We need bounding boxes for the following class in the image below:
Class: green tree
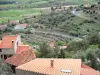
[56,41,64,46]
[38,42,52,58]
[87,33,99,44]
[52,46,60,58]
[73,51,86,62]
[0,59,13,75]
[58,49,65,58]
[86,45,99,70]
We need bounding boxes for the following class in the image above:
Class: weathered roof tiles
[5,49,36,66]
[16,59,81,75]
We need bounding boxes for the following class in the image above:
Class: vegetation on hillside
[37,33,100,70]
[22,4,100,37]
[0,0,100,73]
[0,0,99,10]
[22,4,100,70]
[0,59,13,75]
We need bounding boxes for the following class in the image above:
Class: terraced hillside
[18,4,100,43]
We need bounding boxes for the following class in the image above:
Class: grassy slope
[0,8,41,23]
[0,0,99,23]
[0,0,98,8]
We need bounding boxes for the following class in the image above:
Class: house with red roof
[16,45,30,54]
[5,48,36,73]
[14,23,28,30]
[49,41,67,49]
[5,48,36,67]
[9,20,19,25]
[16,58,100,75]
[0,24,7,30]
[49,41,55,47]
[0,34,21,60]
[0,34,31,60]
[81,64,100,75]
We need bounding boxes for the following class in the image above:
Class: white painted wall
[14,35,22,53]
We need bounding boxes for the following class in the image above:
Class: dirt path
[72,8,100,24]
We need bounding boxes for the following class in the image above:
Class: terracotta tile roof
[16,45,30,54]
[81,64,92,69]
[5,49,36,66]
[10,20,19,24]
[16,59,81,75]
[49,42,68,49]
[50,42,55,47]
[81,64,100,75]
[0,24,7,30]
[81,68,100,75]
[0,40,1,44]
[15,23,28,30]
[17,24,28,27]
[0,35,18,48]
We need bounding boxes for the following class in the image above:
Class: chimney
[12,40,14,48]
[12,40,14,44]
[16,34,18,36]
[50,60,54,68]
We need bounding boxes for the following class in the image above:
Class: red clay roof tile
[81,64,100,75]
[5,49,36,66]
[0,40,1,44]
[16,59,81,75]
[17,24,28,27]
[81,68,100,75]
[0,35,18,48]
[16,59,100,75]
[16,45,30,54]
[50,42,55,47]
[81,64,93,69]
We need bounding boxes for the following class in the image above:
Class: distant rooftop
[15,23,28,30]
